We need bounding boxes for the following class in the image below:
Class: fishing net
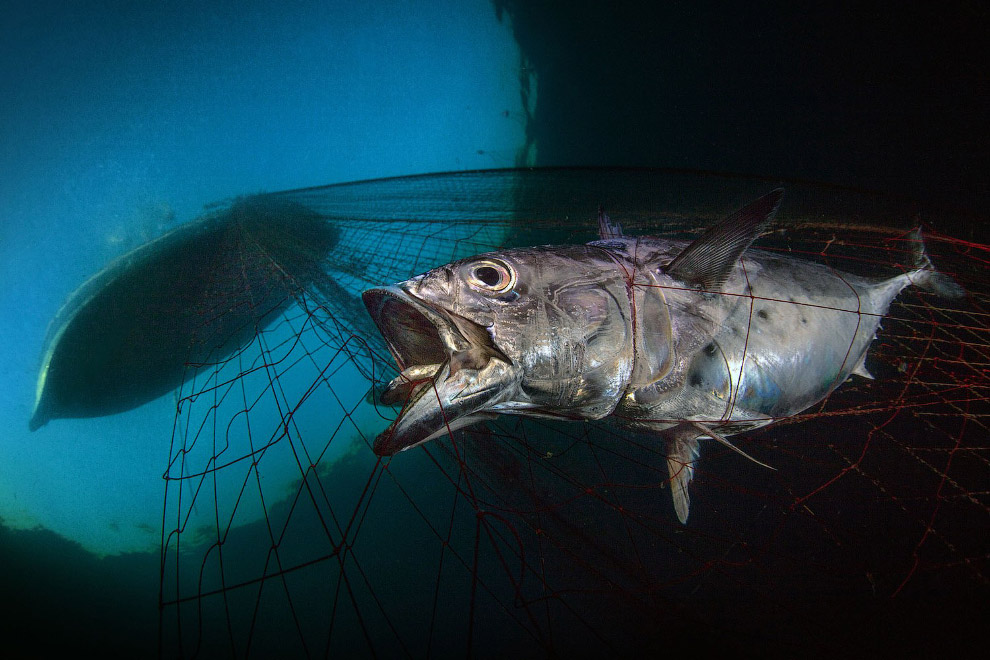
[156,169,987,657]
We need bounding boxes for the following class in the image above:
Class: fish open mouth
[362,288,451,405]
[361,286,514,455]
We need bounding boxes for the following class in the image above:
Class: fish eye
[466,259,515,293]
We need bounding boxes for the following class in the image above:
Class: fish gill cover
[141,168,988,658]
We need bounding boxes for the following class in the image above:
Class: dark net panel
[158,169,988,658]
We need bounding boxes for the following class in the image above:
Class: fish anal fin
[852,359,874,380]
[665,188,784,290]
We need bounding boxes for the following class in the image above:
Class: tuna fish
[362,190,964,523]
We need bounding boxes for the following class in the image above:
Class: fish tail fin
[905,227,966,299]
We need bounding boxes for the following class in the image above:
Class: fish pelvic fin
[664,422,774,525]
[666,443,696,525]
[905,227,966,299]
[664,424,702,524]
[693,422,776,471]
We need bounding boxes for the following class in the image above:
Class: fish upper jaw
[361,285,520,455]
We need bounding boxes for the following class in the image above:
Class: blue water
[0,0,524,557]
[1,3,524,653]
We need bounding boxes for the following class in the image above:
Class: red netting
[157,169,988,657]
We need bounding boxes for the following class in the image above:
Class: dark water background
[499,1,988,226]
[1,1,986,657]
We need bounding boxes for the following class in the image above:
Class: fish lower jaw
[381,362,445,406]
[399,363,443,383]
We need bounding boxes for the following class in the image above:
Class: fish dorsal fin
[665,188,784,290]
[597,205,623,239]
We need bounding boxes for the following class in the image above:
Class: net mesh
[157,169,988,657]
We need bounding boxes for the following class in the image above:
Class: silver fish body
[362,190,963,522]
[603,235,902,430]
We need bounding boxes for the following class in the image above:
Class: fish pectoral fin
[664,188,784,290]
[692,421,775,471]
[664,426,702,525]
